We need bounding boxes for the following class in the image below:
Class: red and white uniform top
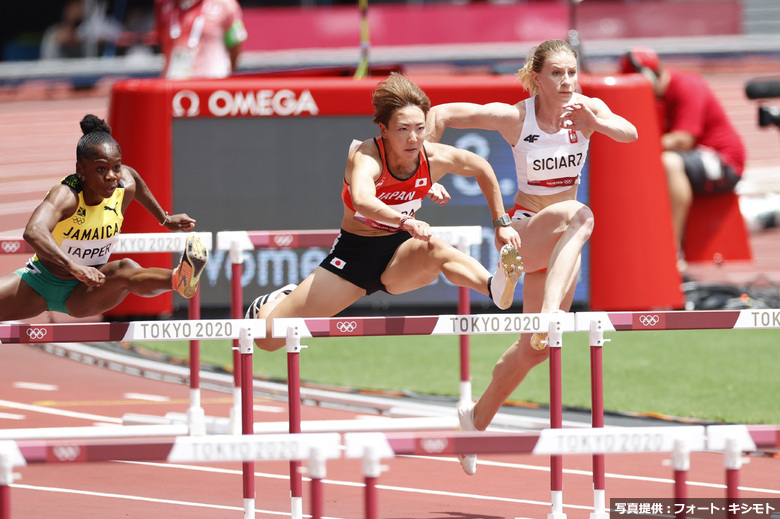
[342,137,432,232]
[512,96,590,196]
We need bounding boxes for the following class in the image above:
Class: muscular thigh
[516,200,587,272]
[381,237,450,294]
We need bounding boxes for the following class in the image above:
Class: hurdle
[216,226,483,405]
[0,431,341,519]
[2,424,778,519]
[576,309,780,519]
[273,311,578,519]
[0,318,264,519]
[0,231,214,437]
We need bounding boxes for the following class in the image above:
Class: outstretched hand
[162,213,196,231]
[494,225,521,254]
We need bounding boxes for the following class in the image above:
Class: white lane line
[0,412,25,420]
[253,404,284,413]
[11,484,331,518]
[0,400,121,424]
[13,382,58,391]
[123,393,171,402]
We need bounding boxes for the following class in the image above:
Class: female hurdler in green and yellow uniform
[0,114,208,320]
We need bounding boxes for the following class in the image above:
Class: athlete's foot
[457,401,478,475]
[172,234,208,299]
[245,284,297,319]
[490,244,523,310]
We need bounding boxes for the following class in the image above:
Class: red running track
[1,343,779,519]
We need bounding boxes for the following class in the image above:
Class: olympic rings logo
[53,445,81,462]
[336,321,358,333]
[273,234,294,247]
[638,314,660,327]
[26,327,48,340]
[421,437,449,453]
[1,241,20,253]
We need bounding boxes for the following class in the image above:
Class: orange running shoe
[172,234,208,299]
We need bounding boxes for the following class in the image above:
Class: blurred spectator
[40,0,86,59]
[40,0,123,60]
[620,47,746,266]
[154,0,247,79]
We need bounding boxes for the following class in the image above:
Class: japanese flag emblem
[415,178,428,188]
[330,257,346,269]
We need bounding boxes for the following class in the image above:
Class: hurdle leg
[457,286,472,405]
[724,437,742,519]
[363,446,383,519]
[672,439,690,519]
[229,241,245,436]
[186,290,206,436]
[0,450,11,519]
[547,319,567,519]
[589,320,610,519]
[239,328,256,518]
[308,446,327,519]
[286,326,307,519]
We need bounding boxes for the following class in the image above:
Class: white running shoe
[490,244,523,310]
[457,401,477,475]
[245,284,297,319]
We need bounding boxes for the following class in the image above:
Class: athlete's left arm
[563,97,638,143]
[123,166,196,231]
[430,143,521,251]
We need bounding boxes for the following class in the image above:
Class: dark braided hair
[76,114,120,161]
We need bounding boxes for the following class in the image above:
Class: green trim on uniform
[14,259,80,314]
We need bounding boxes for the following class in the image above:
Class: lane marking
[0,412,25,420]
[13,382,58,391]
[253,404,284,413]
[123,393,171,402]
[0,399,121,424]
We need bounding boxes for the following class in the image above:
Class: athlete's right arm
[426,102,521,144]
[23,186,105,286]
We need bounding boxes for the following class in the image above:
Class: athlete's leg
[254,267,365,352]
[662,150,693,249]
[471,270,549,430]
[66,259,174,317]
[515,200,593,313]
[0,273,48,321]
[381,237,490,296]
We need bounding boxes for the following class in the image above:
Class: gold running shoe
[172,234,208,299]
[490,244,523,310]
[530,332,548,351]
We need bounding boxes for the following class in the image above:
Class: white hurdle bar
[0,232,214,436]
[274,312,577,519]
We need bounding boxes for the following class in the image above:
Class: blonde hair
[517,39,578,95]
[372,72,431,127]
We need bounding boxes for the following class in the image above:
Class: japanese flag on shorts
[330,257,346,269]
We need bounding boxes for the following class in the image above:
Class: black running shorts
[319,229,412,295]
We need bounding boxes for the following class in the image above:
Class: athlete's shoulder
[60,174,82,193]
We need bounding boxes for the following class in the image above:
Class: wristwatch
[492,213,512,228]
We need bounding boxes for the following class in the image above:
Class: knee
[101,258,141,278]
[569,203,595,238]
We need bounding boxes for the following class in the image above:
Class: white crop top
[511,96,590,196]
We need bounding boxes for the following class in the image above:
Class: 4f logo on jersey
[524,134,540,144]
[568,130,578,143]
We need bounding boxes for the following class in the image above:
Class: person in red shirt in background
[154,0,247,79]
[620,47,746,268]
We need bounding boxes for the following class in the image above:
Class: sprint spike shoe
[457,401,477,475]
[490,244,523,310]
[172,234,208,299]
